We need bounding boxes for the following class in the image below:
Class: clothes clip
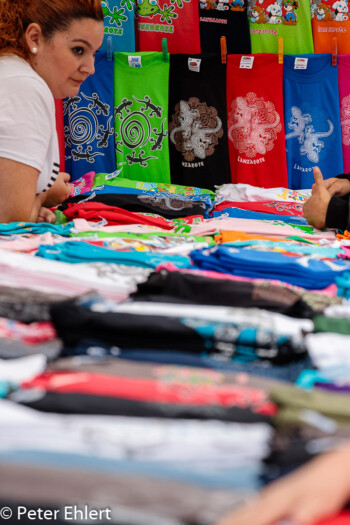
[162,38,168,62]
[332,37,337,66]
[220,36,227,64]
[106,36,113,61]
[278,37,283,64]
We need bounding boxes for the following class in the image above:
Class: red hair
[0,0,103,59]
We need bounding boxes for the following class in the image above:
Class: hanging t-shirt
[64,51,116,182]
[135,0,200,54]
[114,52,171,183]
[100,0,135,52]
[339,55,350,173]
[311,0,350,54]
[247,0,314,54]
[199,4,251,54]
[226,53,288,188]
[168,54,231,191]
[54,99,65,173]
[283,54,343,189]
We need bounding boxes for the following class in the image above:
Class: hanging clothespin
[220,36,227,64]
[106,36,113,62]
[162,38,168,62]
[278,37,283,64]
[332,37,338,66]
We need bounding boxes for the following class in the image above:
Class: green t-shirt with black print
[114,52,171,183]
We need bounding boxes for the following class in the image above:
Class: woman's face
[32,18,104,99]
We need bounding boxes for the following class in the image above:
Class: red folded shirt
[63,202,205,231]
[22,370,277,414]
[63,202,174,229]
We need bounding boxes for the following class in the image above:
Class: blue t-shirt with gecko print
[283,54,343,189]
[64,51,116,181]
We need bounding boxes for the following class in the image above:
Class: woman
[0,0,104,223]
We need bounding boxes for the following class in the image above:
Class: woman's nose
[80,55,95,76]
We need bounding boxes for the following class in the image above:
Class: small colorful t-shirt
[247,0,314,54]
[283,54,343,189]
[199,3,251,54]
[135,0,201,54]
[168,53,231,191]
[64,51,116,182]
[100,0,136,52]
[93,171,215,197]
[311,0,350,54]
[339,54,350,173]
[226,53,288,188]
[114,52,171,183]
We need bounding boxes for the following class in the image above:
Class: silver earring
[32,47,38,54]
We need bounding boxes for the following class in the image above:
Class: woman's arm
[0,157,44,223]
[0,159,71,223]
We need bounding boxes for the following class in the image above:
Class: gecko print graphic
[285,106,334,163]
[263,201,304,213]
[137,193,205,211]
[101,0,135,51]
[136,0,190,24]
[341,94,350,146]
[169,98,223,161]
[227,92,282,158]
[64,93,114,164]
[310,0,349,20]
[114,95,168,168]
[102,0,127,28]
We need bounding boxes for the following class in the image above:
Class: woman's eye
[72,47,84,56]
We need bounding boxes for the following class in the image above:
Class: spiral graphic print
[68,108,99,145]
[121,111,151,149]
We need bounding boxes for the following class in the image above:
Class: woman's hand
[214,444,350,525]
[42,172,71,208]
[37,207,56,223]
[323,177,350,197]
[303,167,331,230]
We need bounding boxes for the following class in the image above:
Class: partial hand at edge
[303,167,331,230]
[213,443,350,525]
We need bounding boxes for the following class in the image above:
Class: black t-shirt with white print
[169,53,231,191]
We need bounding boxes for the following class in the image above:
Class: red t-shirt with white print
[226,53,288,188]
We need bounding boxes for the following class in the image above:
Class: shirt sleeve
[0,75,54,173]
[335,173,350,181]
[325,195,350,230]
